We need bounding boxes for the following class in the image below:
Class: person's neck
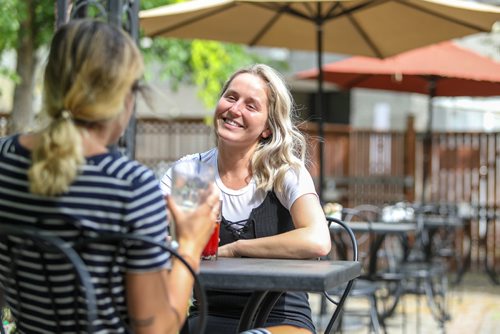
[19,128,109,157]
[80,126,110,156]
[217,144,256,189]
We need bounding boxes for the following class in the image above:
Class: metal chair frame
[328,209,387,334]
[0,223,97,334]
[324,217,359,334]
[0,225,207,334]
[77,233,207,334]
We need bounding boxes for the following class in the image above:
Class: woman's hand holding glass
[166,185,220,261]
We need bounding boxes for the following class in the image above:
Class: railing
[422,131,500,279]
[135,118,216,177]
[134,117,500,277]
[298,120,412,207]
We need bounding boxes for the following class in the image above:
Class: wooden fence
[297,119,413,207]
[134,117,215,177]
[423,131,500,280]
[134,117,500,277]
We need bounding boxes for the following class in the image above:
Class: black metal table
[199,257,361,333]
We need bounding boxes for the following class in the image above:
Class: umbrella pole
[422,77,437,204]
[316,20,325,202]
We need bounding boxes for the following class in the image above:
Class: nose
[228,100,243,115]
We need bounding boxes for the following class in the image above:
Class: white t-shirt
[160,148,318,225]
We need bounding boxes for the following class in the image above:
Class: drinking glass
[201,200,222,260]
[171,160,215,212]
[171,160,219,259]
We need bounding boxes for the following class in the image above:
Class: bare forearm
[220,226,331,259]
[165,249,200,318]
[127,249,201,334]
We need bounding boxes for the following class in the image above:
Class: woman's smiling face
[215,72,271,148]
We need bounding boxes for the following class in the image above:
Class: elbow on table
[309,238,331,258]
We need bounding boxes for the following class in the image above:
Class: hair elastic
[59,110,72,120]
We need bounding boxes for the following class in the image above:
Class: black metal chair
[323,216,359,334]
[326,208,389,334]
[395,204,451,333]
[77,233,207,334]
[0,225,207,334]
[371,202,450,333]
[345,205,407,325]
[0,223,97,334]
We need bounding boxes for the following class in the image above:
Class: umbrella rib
[253,2,315,21]
[301,2,319,18]
[400,1,493,32]
[249,5,289,46]
[341,3,384,58]
[149,3,236,38]
[323,0,380,20]
[253,2,339,23]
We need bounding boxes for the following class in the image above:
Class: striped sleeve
[123,163,170,272]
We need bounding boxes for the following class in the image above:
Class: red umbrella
[298,41,500,97]
[298,41,500,202]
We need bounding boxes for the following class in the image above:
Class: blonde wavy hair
[28,19,143,196]
[217,64,307,193]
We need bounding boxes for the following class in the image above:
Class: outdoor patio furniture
[0,223,97,333]
[327,205,411,333]
[0,224,205,334]
[74,233,207,334]
[323,216,360,334]
[383,202,452,333]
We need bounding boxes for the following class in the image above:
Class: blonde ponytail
[27,19,143,196]
[28,112,84,196]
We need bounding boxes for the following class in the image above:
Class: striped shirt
[0,134,169,333]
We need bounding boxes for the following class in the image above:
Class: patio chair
[369,202,450,333]
[0,223,97,333]
[346,205,407,322]
[326,207,390,334]
[395,204,451,333]
[0,224,207,334]
[322,216,359,334]
[74,233,207,334]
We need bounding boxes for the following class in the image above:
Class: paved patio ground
[311,271,500,334]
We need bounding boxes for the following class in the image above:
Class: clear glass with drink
[171,160,214,211]
[170,160,220,260]
[201,200,222,260]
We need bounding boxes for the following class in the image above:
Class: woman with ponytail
[0,19,219,334]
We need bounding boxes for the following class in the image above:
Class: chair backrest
[342,206,379,273]
[344,204,382,223]
[323,216,359,334]
[0,223,97,333]
[342,205,404,276]
[76,233,207,334]
[0,226,206,334]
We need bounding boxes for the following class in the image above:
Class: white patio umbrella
[140,0,500,200]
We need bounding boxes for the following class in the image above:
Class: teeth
[225,119,240,127]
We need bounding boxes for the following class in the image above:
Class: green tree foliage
[0,0,54,132]
[0,0,21,87]
[140,0,287,111]
[0,0,54,78]
[0,0,287,131]
[0,0,19,52]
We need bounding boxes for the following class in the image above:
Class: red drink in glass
[201,221,220,260]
